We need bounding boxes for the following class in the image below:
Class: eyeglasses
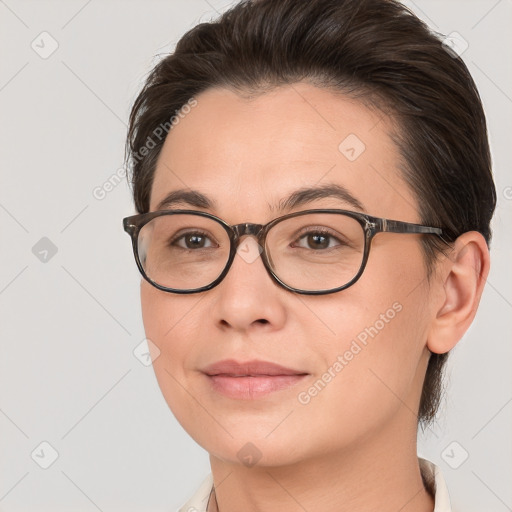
[122,209,443,295]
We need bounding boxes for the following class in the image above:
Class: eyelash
[170,230,218,249]
[292,227,346,249]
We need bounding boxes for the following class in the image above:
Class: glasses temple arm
[377,218,443,235]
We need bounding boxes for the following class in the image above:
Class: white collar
[178,458,451,512]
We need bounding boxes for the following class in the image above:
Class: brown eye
[172,231,216,250]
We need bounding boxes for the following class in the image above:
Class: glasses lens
[266,213,365,292]
[137,214,230,290]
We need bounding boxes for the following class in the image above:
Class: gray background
[0,0,510,510]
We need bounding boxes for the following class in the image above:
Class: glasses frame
[123,208,443,295]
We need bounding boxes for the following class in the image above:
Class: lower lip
[205,374,307,399]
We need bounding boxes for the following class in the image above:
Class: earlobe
[427,231,490,355]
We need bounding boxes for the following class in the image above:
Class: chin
[206,437,309,469]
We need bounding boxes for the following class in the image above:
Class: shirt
[178,458,451,512]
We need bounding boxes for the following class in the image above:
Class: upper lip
[201,359,308,377]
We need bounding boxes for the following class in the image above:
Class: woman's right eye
[171,231,215,249]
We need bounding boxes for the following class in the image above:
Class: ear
[427,231,490,354]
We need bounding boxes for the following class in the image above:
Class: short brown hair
[125,0,496,424]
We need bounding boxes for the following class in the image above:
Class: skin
[140,82,490,511]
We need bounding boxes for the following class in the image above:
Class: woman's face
[141,83,435,466]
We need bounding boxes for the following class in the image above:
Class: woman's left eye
[294,231,343,250]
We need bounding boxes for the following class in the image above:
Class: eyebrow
[155,183,365,213]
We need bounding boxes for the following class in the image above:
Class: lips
[201,359,308,400]
[202,359,307,377]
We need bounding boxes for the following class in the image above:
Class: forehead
[150,82,419,223]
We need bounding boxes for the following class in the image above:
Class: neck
[207,411,434,512]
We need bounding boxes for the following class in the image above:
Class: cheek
[140,282,193,389]
[302,242,431,430]
[140,282,170,352]
[351,238,431,374]
[140,281,197,352]
[140,282,214,437]
[294,301,426,451]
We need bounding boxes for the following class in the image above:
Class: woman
[122,0,496,510]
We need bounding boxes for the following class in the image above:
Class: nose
[211,233,287,333]
[232,222,265,238]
